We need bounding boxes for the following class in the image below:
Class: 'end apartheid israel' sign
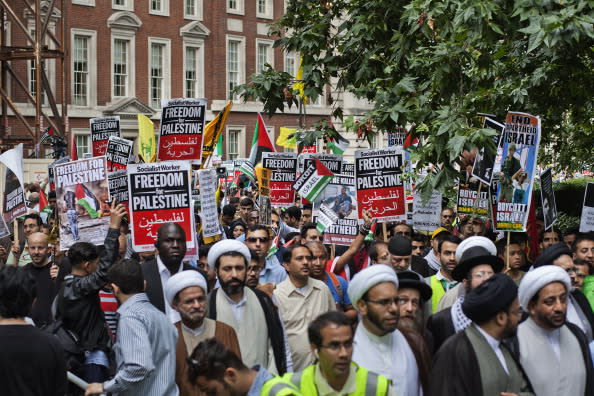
[127,161,195,252]
[355,147,406,222]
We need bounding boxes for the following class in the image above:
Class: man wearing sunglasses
[244,225,287,284]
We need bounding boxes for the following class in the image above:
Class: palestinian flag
[293,158,334,202]
[327,135,349,155]
[248,113,276,165]
[40,127,55,144]
[266,232,280,259]
[239,161,256,183]
[76,183,101,219]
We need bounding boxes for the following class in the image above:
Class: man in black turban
[428,274,535,396]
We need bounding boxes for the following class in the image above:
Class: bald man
[23,232,67,326]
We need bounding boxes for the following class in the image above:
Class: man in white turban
[349,265,430,396]
[516,265,594,396]
[166,270,241,396]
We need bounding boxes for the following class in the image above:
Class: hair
[300,222,318,239]
[229,196,240,205]
[394,221,414,234]
[229,220,247,234]
[573,232,594,251]
[304,241,328,258]
[368,241,388,262]
[107,259,144,294]
[438,234,462,252]
[187,338,246,384]
[68,241,99,268]
[284,206,302,221]
[412,233,427,244]
[302,203,313,211]
[285,232,301,243]
[282,244,311,264]
[441,207,455,215]
[0,266,37,318]
[23,213,42,227]
[48,190,57,199]
[198,244,211,259]
[495,236,524,255]
[563,227,579,238]
[222,204,236,217]
[239,197,254,207]
[539,229,561,243]
[215,251,248,270]
[246,224,269,236]
[308,311,353,348]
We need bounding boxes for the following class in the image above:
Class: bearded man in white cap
[516,265,594,396]
[166,270,241,396]
[206,239,291,375]
[348,264,431,396]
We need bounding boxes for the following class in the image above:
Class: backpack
[327,272,343,305]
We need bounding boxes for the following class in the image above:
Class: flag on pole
[248,113,276,165]
[70,132,78,161]
[138,114,157,163]
[266,232,280,258]
[39,190,49,212]
[293,158,334,202]
[215,133,224,156]
[277,127,298,149]
[202,101,233,162]
[239,161,256,183]
[327,135,349,155]
[293,58,308,104]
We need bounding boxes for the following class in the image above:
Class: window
[149,38,170,108]
[227,0,244,15]
[76,134,91,157]
[72,35,89,106]
[113,39,129,97]
[150,0,169,15]
[227,36,245,100]
[284,51,297,76]
[185,0,202,19]
[112,0,133,10]
[185,47,198,98]
[28,29,46,105]
[226,126,245,159]
[256,39,273,72]
[257,0,273,18]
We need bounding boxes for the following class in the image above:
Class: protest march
[1,101,594,396]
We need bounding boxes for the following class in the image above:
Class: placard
[90,116,120,157]
[540,168,557,230]
[198,169,221,237]
[158,98,207,163]
[413,190,442,232]
[108,170,129,211]
[262,153,297,207]
[472,117,504,185]
[105,136,133,171]
[579,182,594,233]
[3,168,26,223]
[128,161,194,251]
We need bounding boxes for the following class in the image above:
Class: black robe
[426,307,455,355]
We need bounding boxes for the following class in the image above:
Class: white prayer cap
[518,265,571,310]
[207,239,251,271]
[165,270,207,306]
[347,264,399,310]
[455,236,496,262]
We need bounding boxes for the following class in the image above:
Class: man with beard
[207,239,290,374]
[305,241,356,322]
[429,274,534,395]
[166,270,241,396]
[426,234,461,313]
[142,223,202,323]
[284,312,393,395]
[348,265,431,396]
[396,271,433,350]
[516,266,594,396]
[388,235,432,276]
[427,236,503,354]
[274,245,336,371]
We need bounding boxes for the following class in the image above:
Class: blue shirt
[324,273,352,307]
[259,255,288,284]
[247,365,274,396]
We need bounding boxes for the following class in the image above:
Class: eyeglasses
[365,298,399,307]
[320,340,353,351]
[395,231,411,236]
[246,237,268,243]
[397,297,419,307]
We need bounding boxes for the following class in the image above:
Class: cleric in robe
[429,274,534,396]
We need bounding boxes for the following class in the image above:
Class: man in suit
[142,222,202,323]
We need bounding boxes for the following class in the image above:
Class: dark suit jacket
[426,307,455,355]
[141,258,202,313]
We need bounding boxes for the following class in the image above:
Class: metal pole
[67,371,107,396]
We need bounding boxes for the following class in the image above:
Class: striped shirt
[99,290,119,339]
[103,293,179,396]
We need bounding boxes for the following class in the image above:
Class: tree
[235,0,594,196]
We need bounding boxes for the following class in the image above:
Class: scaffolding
[0,0,66,157]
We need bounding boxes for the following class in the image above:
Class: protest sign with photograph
[105,136,133,171]
[55,157,110,250]
[316,204,339,234]
[262,153,297,207]
[128,161,194,251]
[198,169,221,237]
[579,182,594,233]
[355,147,406,222]
[3,168,26,223]
[492,112,541,231]
[108,170,129,211]
[90,116,121,157]
[413,190,442,232]
[0,215,10,238]
[256,167,272,226]
[472,118,504,185]
[456,181,490,216]
[158,98,207,163]
[293,159,334,202]
[540,168,557,230]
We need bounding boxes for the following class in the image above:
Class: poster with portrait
[540,168,557,230]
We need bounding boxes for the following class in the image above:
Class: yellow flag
[277,127,298,149]
[292,58,308,104]
[202,101,233,164]
[138,114,156,163]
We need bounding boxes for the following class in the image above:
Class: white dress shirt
[156,255,183,323]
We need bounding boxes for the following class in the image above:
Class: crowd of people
[1,184,594,396]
